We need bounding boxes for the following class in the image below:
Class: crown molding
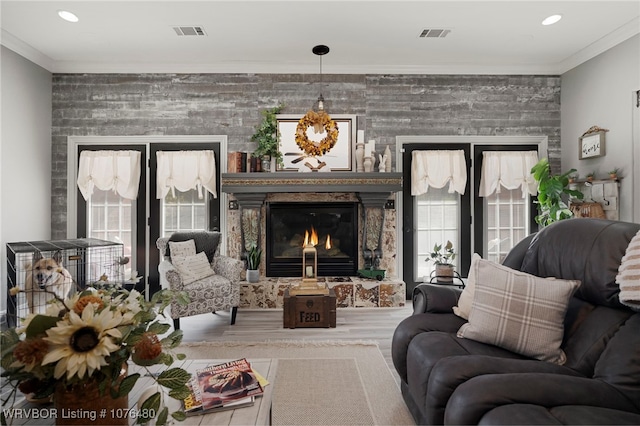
[49,61,560,75]
[1,30,54,71]
[558,17,640,74]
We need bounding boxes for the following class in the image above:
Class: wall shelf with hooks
[569,179,620,220]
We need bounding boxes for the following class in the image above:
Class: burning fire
[303,227,332,249]
[304,227,318,247]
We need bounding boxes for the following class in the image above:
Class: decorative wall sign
[579,127,607,160]
[277,114,356,171]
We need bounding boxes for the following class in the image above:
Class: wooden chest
[283,288,336,328]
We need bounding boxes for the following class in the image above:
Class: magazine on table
[183,358,264,415]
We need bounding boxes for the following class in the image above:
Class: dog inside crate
[7,240,126,326]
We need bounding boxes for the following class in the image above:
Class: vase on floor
[54,365,129,425]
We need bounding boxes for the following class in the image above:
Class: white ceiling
[1,0,639,75]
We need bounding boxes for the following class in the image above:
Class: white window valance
[411,150,467,196]
[479,151,539,198]
[77,150,141,201]
[156,150,217,199]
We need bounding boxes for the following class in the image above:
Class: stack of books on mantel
[183,358,267,416]
[227,151,263,173]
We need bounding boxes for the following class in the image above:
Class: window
[415,187,461,281]
[161,189,208,237]
[86,188,135,281]
[484,188,529,263]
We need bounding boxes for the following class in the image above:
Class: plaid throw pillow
[457,258,580,364]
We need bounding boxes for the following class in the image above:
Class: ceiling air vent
[173,26,206,36]
[419,29,451,38]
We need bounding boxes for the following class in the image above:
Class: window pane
[415,188,460,282]
[179,206,192,229]
[484,187,529,263]
[86,188,136,283]
[161,189,208,237]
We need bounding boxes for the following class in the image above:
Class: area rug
[272,358,375,425]
[178,340,415,425]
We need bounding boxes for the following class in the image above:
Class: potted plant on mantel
[246,245,262,283]
[251,104,284,172]
[427,240,457,283]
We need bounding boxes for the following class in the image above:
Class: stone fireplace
[221,172,406,308]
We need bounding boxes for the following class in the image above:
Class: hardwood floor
[175,304,414,379]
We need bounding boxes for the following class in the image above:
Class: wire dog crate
[6,238,125,327]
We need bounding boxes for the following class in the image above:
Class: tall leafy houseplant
[531,158,584,226]
[252,104,284,166]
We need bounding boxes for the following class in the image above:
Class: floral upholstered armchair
[156,231,243,330]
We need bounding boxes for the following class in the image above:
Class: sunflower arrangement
[295,110,339,157]
[1,286,191,425]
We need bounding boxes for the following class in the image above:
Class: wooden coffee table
[129,358,276,425]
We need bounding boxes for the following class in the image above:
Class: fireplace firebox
[266,202,358,277]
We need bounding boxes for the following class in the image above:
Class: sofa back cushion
[520,219,640,309]
[593,314,640,410]
[562,303,633,375]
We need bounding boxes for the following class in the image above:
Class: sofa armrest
[412,283,462,314]
[446,374,639,425]
[212,255,244,282]
[158,260,184,290]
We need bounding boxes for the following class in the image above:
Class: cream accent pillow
[453,253,482,319]
[457,258,580,365]
[171,252,214,285]
[616,229,640,311]
[169,239,196,259]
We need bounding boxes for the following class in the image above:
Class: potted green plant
[531,158,584,227]
[427,241,456,283]
[608,168,620,180]
[568,173,578,184]
[251,104,284,171]
[246,245,262,283]
[586,171,596,182]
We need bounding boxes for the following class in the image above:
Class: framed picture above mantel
[579,127,607,160]
[276,114,356,172]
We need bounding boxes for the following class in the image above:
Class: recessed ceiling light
[542,14,562,26]
[57,10,79,23]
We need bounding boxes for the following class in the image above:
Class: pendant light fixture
[312,44,329,113]
[295,45,339,166]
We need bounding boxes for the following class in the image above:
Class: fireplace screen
[266,202,358,277]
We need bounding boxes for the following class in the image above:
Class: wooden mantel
[220,172,403,194]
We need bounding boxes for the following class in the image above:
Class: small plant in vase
[427,241,456,283]
[586,171,596,182]
[246,245,262,283]
[608,168,620,180]
[568,173,578,184]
